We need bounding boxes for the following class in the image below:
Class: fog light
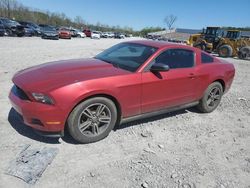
[46,121,61,125]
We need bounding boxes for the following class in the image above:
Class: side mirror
[150,63,170,72]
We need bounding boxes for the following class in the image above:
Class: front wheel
[218,45,233,57]
[67,97,117,143]
[197,82,223,113]
[194,43,206,51]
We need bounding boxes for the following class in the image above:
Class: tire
[6,29,12,36]
[67,97,118,143]
[197,82,223,113]
[194,43,206,51]
[218,45,233,57]
[17,33,25,37]
[238,46,250,60]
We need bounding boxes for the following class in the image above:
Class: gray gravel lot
[0,37,250,188]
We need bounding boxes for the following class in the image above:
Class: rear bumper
[9,91,66,133]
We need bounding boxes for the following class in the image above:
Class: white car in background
[91,31,101,39]
[76,30,86,38]
[101,32,115,38]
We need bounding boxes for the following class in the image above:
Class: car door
[141,48,198,113]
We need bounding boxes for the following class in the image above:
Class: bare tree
[164,14,177,30]
[74,16,85,26]
[0,0,18,18]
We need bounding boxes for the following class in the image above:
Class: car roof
[126,40,195,50]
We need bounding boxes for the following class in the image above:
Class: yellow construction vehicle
[217,30,250,59]
[187,33,202,46]
[188,27,223,52]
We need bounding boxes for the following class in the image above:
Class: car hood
[13,58,131,92]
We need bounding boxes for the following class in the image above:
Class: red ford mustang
[9,40,235,143]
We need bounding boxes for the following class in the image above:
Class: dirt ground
[0,37,249,188]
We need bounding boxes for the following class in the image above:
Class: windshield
[28,23,39,29]
[42,26,56,32]
[95,43,158,72]
[226,31,240,39]
[1,18,11,24]
[206,28,219,36]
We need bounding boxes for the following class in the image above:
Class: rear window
[201,53,214,63]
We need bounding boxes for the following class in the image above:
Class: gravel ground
[0,37,249,188]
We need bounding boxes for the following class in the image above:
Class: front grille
[12,85,30,101]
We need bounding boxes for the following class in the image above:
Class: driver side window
[154,49,195,69]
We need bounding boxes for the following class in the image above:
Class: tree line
[1,0,248,36]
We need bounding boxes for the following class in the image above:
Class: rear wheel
[67,97,117,143]
[218,45,233,57]
[197,82,223,113]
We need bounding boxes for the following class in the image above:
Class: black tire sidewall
[198,82,223,113]
[219,45,233,57]
[68,97,117,143]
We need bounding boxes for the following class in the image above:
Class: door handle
[188,73,196,79]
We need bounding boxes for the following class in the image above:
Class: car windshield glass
[95,43,158,72]
[43,26,56,31]
[1,18,11,24]
[29,23,39,29]
[60,28,69,31]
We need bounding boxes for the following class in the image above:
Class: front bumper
[59,34,71,39]
[42,34,59,39]
[9,89,66,134]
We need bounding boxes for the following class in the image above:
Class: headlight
[32,93,54,105]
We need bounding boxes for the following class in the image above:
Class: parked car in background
[74,29,86,38]
[58,27,71,39]
[18,21,41,36]
[91,31,101,39]
[114,32,125,39]
[0,20,5,36]
[83,29,91,37]
[40,25,59,40]
[101,32,114,38]
[101,32,108,38]
[9,40,235,144]
[126,33,133,37]
[69,29,78,37]
[0,17,25,37]
[23,26,35,36]
[70,29,86,38]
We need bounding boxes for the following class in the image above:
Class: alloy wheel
[77,103,111,137]
[206,87,221,107]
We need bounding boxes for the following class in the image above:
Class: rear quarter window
[201,53,214,63]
